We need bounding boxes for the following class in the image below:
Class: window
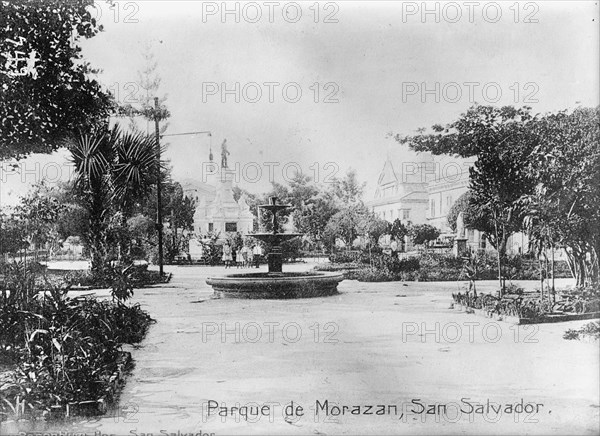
[225,222,237,232]
[382,211,386,220]
[208,223,214,232]
[430,200,436,217]
[446,195,452,206]
[403,209,410,220]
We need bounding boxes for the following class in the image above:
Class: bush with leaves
[0,262,153,419]
[563,322,600,341]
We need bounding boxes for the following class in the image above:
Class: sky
[1,0,599,206]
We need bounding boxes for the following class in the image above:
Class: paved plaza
[6,263,596,435]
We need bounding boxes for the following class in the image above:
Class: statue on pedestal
[454,211,468,257]
[221,139,229,169]
[456,211,466,239]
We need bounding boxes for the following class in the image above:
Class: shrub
[563,322,600,341]
[0,291,153,418]
[329,251,363,264]
[0,260,154,419]
[452,291,552,320]
[336,251,573,283]
[63,262,163,290]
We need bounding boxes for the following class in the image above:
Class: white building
[191,167,254,236]
[181,145,254,238]
[367,147,527,254]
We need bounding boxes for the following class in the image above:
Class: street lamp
[152,101,211,275]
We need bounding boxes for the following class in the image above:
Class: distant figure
[222,242,233,268]
[246,246,254,268]
[456,211,466,239]
[236,248,244,268]
[239,245,250,268]
[221,139,229,169]
[252,244,263,268]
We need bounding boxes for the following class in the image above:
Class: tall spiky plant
[70,126,118,275]
[112,130,160,261]
[70,125,159,275]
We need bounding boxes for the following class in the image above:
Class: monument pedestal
[453,237,468,257]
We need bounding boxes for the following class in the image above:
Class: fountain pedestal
[267,246,283,273]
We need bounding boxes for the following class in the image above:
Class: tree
[69,124,158,273]
[358,213,390,247]
[0,210,28,256]
[389,219,408,241]
[408,224,440,247]
[446,190,497,245]
[119,44,171,134]
[396,105,537,293]
[263,172,340,245]
[522,106,600,287]
[447,191,471,232]
[0,0,114,160]
[13,183,64,258]
[330,168,366,205]
[323,204,368,249]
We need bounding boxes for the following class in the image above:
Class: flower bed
[323,252,572,282]
[0,297,153,422]
[452,285,600,324]
[0,261,154,422]
[563,322,600,342]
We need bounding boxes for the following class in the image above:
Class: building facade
[181,143,255,239]
[367,148,527,253]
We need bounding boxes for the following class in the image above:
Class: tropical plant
[69,124,159,275]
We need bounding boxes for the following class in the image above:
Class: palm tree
[70,125,159,275]
[112,129,159,261]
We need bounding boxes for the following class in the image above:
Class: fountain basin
[206,272,344,299]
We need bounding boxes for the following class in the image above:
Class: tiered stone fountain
[206,197,343,299]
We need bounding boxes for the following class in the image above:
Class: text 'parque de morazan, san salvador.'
[204,398,546,422]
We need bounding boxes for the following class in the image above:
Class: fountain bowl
[206,272,344,299]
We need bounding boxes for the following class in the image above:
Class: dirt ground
[2,263,598,435]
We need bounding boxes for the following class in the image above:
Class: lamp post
[153,98,165,276]
[152,108,211,275]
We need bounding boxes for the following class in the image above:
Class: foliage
[0,261,45,311]
[255,169,367,249]
[62,263,163,290]
[452,292,552,320]
[389,219,409,241]
[0,0,114,160]
[329,168,366,205]
[327,251,571,283]
[563,322,600,341]
[196,232,224,265]
[0,260,153,418]
[69,124,159,273]
[408,224,440,247]
[328,251,365,264]
[396,105,539,294]
[0,210,29,255]
[134,179,196,263]
[454,284,600,321]
[323,204,368,248]
[522,107,600,286]
[1,296,153,417]
[119,44,171,134]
